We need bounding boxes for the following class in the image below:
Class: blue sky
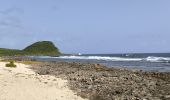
[0,0,170,54]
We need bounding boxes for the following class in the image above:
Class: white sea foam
[144,56,170,63]
[57,56,142,61]
[31,56,170,63]
[58,56,170,63]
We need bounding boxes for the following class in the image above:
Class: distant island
[0,41,60,56]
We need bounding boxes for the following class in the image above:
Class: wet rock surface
[30,62,170,100]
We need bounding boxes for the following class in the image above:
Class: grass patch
[5,61,17,68]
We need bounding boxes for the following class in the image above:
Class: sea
[29,53,170,72]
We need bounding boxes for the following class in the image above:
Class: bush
[6,61,17,68]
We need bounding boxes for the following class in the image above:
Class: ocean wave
[31,56,170,63]
[57,56,142,61]
[59,56,170,63]
[144,56,170,63]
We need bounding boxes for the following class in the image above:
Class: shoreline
[29,61,170,100]
[1,56,170,100]
[2,55,170,72]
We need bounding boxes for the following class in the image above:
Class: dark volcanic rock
[30,62,170,100]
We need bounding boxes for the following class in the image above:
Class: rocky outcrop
[31,62,170,100]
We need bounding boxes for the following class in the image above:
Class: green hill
[0,41,60,56]
[23,41,60,56]
[0,48,23,56]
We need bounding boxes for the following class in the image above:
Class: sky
[0,0,170,54]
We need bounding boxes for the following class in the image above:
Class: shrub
[6,61,17,68]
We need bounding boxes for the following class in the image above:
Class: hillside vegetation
[23,41,60,56]
[0,41,60,56]
[0,48,23,56]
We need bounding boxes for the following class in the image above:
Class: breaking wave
[42,56,170,63]
[58,56,141,61]
[144,56,170,63]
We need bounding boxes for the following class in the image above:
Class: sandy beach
[0,62,86,100]
[30,62,170,100]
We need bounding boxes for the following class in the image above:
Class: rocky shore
[28,62,170,100]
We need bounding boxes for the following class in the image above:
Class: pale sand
[0,62,87,100]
